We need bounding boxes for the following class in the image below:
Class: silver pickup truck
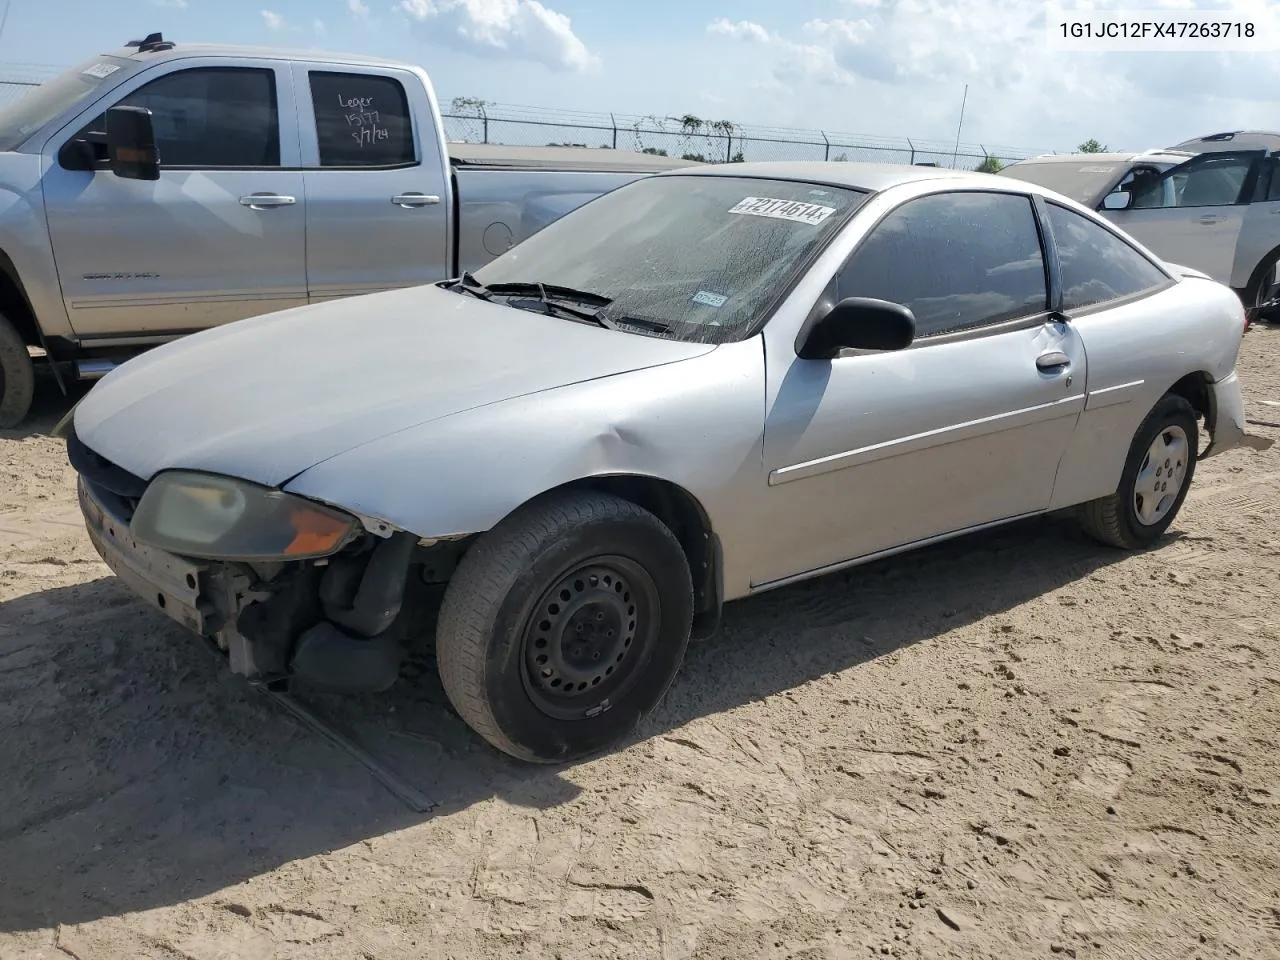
[0,33,697,427]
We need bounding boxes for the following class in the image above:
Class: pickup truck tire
[0,313,35,430]
[435,490,695,764]
[1077,393,1198,550]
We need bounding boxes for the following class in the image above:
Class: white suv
[1003,132,1280,321]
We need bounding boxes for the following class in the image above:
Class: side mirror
[1102,190,1133,210]
[105,105,160,181]
[797,296,916,360]
[57,138,97,172]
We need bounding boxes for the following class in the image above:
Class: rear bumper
[1203,370,1274,458]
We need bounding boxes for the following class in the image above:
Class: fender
[283,338,769,600]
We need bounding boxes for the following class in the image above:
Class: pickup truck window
[69,66,281,168]
[309,71,415,167]
[469,174,867,345]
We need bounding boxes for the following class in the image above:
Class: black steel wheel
[435,490,694,763]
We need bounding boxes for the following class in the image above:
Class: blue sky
[3,0,1280,155]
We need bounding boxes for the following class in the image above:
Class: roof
[652,160,990,193]
[447,142,704,173]
[1004,150,1193,165]
[1168,131,1280,153]
[104,39,412,70]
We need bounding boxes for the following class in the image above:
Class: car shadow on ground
[0,504,1142,932]
[0,366,92,442]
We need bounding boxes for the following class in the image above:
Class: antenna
[951,84,968,169]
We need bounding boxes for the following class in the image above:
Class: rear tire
[435,490,694,764]
[0,313,34,429]
[1077,394,1198,550]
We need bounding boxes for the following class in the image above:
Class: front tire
[0,313,35,430]
[1077,393,1198,550]
[435,490,694,764]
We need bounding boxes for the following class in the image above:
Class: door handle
[391,193,441,208]
[239,193,296,208]
[1196,214,1225,224]
[1036,350,1071,371]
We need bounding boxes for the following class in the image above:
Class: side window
[1044,202,1169,311]
[67,67,280,168]
[309,71,415,167]
[1266,158,1280,202]
[1131,153,1255,209]
[836,191,1048,338]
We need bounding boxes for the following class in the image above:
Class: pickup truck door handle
[1036,350,1071,371]
[391,193,441,208]
[239,193,296,208]
[1196,214,1226,224]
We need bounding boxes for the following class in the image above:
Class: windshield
[999,159,1134,205]
[469,174,868,344]
[0,56,135,151]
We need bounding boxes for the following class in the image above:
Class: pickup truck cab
[0,33,697,427]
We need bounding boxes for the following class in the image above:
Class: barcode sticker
[728,196,837,226]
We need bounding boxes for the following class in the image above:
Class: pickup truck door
[290,62,451,302]
[42,58,307,341]
[1101,150,1263,285]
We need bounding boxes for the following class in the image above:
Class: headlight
[130,471,359,561]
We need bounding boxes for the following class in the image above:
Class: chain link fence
[0,73,1055,170]
[439,101,1054,170]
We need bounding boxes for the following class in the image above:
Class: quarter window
[309,71,415,167]
[836,191,1048,337]
[1044,202,1169,311]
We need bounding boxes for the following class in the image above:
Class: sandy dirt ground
[1,330,1279,960]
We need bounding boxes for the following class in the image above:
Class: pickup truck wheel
[435,490,694,764]
[0,313,35,430]
[1077,394,1198,550]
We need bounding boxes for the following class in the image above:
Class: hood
[0,151,41,191]
[72,283,716,487]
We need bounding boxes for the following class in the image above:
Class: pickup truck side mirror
[1102,190,1133,211]
[106,105,160,181]
[796,296,916,359]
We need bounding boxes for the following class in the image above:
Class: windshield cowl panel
[471,174,868,346]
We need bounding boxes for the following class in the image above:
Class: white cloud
[261,9,286,30]
[348,0,371,18]
[314,18,326,34]
[151,0,189,8]
[706,18,771,43]
[397,0,600,73]
[703,0,1280,152]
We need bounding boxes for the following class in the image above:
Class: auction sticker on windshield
[728,196,836,226]
[81,62,121,79]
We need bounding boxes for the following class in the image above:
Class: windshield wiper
[607,315,674,334]
[483,281,611,306]
[447,271,494,301]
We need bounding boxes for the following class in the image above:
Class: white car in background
[1005,132,1280,321]
[998,148,1193,209]
[1101,132,1280,320]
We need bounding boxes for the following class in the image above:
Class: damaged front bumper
[1203,370,1275,458]
[77,474,412,693]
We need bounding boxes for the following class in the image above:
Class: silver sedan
[64,161,1271,763]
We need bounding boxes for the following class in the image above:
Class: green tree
[974,154,1004,173]
[1077,138,1109,153]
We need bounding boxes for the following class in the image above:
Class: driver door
[1103,150,1263,284]
[42,58,307,341]
[754,189,1087,588]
